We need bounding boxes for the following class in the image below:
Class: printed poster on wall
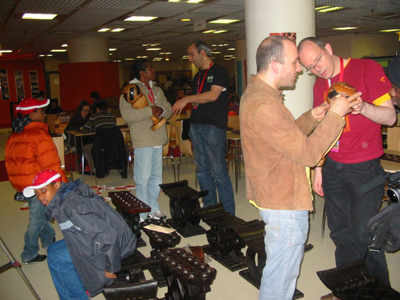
[0,69,10,100]
[15,70,25,101]
[29,71,39,98]
[270,32,297,42]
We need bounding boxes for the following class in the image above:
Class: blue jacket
[45,179,137,297]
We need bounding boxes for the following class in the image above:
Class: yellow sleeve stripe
[373,93,391,106]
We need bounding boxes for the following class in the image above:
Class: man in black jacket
[24,169,136,299]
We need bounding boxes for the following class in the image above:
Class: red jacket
[5,121,68,192]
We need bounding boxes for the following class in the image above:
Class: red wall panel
[0,59,46,128]
[59,62,120,111]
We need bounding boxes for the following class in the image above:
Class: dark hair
[96,101,109,112]
[256,35,291,73]
[75,100,91,119]
[189,40,212,57]
[298,37,325,53]
[130,60,149,80]
[90,91,101,100]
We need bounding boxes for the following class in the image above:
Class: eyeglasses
[305,51,325,72]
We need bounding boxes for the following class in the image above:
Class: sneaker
[22,254,47,265]
[149,210,167,219]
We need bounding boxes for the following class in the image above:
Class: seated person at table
[23,169,137,300]
[45,98,64,114]
[65,100,92,154]
[81,101,117,172]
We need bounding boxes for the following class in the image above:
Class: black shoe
[22,254,47,265]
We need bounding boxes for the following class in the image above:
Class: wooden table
[226,130,241,194]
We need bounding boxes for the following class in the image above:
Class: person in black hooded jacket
[23,169,137,299]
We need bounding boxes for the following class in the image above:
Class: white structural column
[67,37,110,63]
[245,0,316,118]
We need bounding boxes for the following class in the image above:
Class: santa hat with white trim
[16,98,50,116]
[23,170,62,198]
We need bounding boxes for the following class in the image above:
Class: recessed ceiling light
[146,48,162,51]
[316,6,345,13]
[109,48,117,51]
[98,28,110,32]
[209,19,240,24]
[332,27,359,30]
[379,28,400,32]
[51,49,67,52]
[111,28,125,32]
[213,30,228,34]
[125,16,157,22]
[22,13,57,20]
[181,18,191,22]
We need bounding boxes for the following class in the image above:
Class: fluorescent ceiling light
[109,48,117,51]
[213,30,228,34]
[112,28,125,32]
[142,43,161,47]
[22,13,57,20]
[181,19,191,22]
[147,48,162,51]
[125,16,157,22]
[137,56,148,58]
[316,6,345,13]
[51,49,67,52]
[379,28,400,32]
[228,48,235,51]
[332,27,359,30]
[212,51,221,54]
[61,44,67,47]
[209,19,240,24]
[98,28,110,32]
[203,30,215,33]
[46,54,53,57]
[39,54,45,57]
[125,58,135,60]
[0,50,12,53]
[169,0,180,2]
[188,0,204,3]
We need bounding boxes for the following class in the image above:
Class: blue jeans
[21,195,55,263]
[47,240,89,300]
[259,209,309,300]
[190,123,235,215]
[134,146,163,219]
[322,157,390,286]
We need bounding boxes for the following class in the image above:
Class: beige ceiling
[0,0,399,62]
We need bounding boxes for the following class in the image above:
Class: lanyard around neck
[146,85,155,105]
[327,57,344,88]
[197,62,214,94]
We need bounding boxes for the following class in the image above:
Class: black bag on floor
[317,260,400,300]
[367,202,400,253]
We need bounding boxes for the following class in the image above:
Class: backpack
[367,202,400,253]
